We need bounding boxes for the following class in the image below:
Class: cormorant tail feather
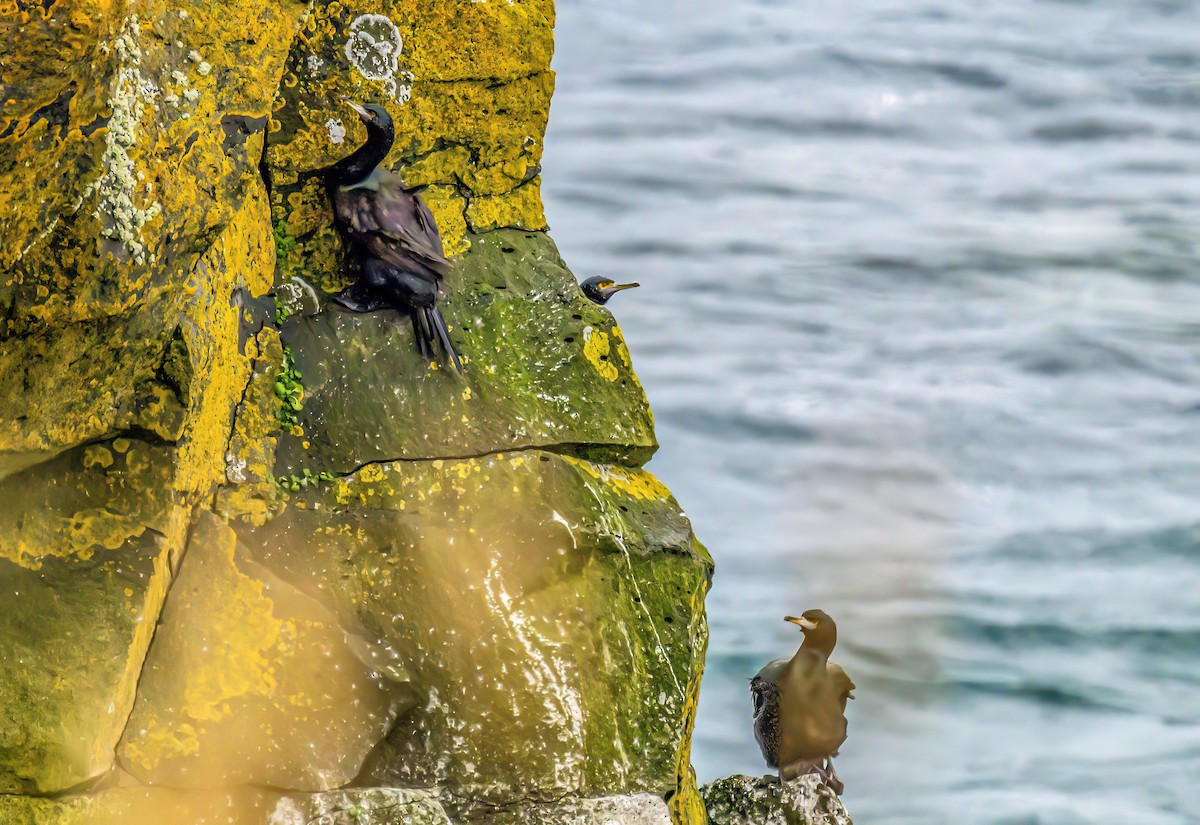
[427,306,462,374]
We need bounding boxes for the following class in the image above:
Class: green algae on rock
[229,451,711,817]
[0,0,726,822]
[274,230,657,476]
[0,440,180,794]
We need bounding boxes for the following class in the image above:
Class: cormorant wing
[827,661,856,709]
[364,174,451,276]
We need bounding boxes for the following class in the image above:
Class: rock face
[701,775,853,825]
[0,1,715,823]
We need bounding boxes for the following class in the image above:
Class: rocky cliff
[1,1,713,822]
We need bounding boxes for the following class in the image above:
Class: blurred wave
[543,1,1200,822]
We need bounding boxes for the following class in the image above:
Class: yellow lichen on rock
[466,179,549,233]
[216,329,285,526]
[583,325,620,381]
[561,456,673,503]
[266,0,555,270]
[117,513,400,790]
[170,180,275,500]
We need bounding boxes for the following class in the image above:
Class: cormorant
[580,276,640,305]
[324,98,461,372]
[751,609,855,794]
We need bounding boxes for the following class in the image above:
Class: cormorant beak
[785,616,818,630]
[602,282,640,298]
[342,97,373,122]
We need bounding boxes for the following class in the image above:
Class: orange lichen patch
[0,0,122,273]
[396,0,554,83]
[611,324,634,368]
[82,445,115,469]
[463,154,542,197]
[0,439,176,570]
[582,325,619,382]
[131,382,187,442]
[2,0,305,332]
[117,513,397,790]
[0,311,177,476]
[401,145,472,189]
[284,177,333,238]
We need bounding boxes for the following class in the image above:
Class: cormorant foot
[330,292,389,313]
[820,759,845,796]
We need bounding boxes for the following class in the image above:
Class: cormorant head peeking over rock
[581,276,640,305]
[328,98,395,191]
[785,609,837,657]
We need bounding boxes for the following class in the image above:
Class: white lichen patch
[93,15,161,264]
[325,118,346,145]
[225,453,248,483]
[306,54,326,75]
[345,13,402,81]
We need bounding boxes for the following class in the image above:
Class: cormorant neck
[330,124,394,189]
[799,627,836,660]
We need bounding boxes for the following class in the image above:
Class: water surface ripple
[543,2,1200,822]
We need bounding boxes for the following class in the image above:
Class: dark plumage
[751,609,855,794]
[325,99,461,372]
[580,276,640,305]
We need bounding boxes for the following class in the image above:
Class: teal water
[542,2,1200,822]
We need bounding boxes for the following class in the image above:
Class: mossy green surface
[0,439,179,794]
[234,451,711,816]
[274,230,657,476]
[0,1,719,821]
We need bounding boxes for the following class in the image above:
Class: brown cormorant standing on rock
[325,98,461,372]
[581,276,640,305]
[751,609,855,794]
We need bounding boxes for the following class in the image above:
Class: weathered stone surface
[701,775,853,825]
[274,230,657,477]
[0,786,450,825]
[265,0,554,270]
[1,0,725,822]
[1,0,301,797]
[0,786,277,825]
[267,788,451,825]
[117,512,403,790]
[232,451,710,816]
[0,439,181,794]
[1,0,304,332]
[492,794,673,825]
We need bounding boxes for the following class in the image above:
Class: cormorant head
[581,276,640,305]
[344,98,393,137]
[328,98,395,188]
[785,609,838,656]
